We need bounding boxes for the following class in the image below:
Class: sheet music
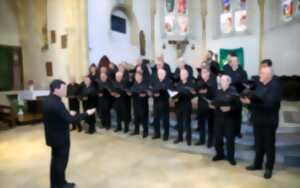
[167,90,178,98]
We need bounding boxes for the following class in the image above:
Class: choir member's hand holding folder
[203,97,231,108]
[70,108,96,116]
[128,85,150,97]
[240,90,263,104]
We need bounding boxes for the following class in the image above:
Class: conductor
[43,79,96,188]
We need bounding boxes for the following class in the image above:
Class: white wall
[88,0,300,76]
[0,0,19,46]
[87,0,152,65]
[206,0,300,76]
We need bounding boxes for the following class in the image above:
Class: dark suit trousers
[253,125,276,170]
[50,144,70,188]
[68,98,81,130]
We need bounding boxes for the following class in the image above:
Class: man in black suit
[173,69,195,146]
[43,79,96,188]
[195,67,217,147]
[151,68,172,141]
[241,66,281,179]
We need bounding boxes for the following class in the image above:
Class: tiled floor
[0,125,300,188]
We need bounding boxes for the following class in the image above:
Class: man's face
[259,67,272,84]
[201,69,210,81]
[100,72,108,81]
[70,76,76,84]
[100,67,107,73]
[229,57,239,69]
[84,77,91,86]
[116,72,123,82]
[157,69,166,81]
[135,73,142,83]
[180,69,188,81]
[220,76,230,90]
[55,84,67,97]
[90,66,96,74]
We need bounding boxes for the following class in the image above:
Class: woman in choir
[80,76,97,134]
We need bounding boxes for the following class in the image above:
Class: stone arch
[110,3,139,45]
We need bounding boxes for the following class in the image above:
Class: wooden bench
[0,105,16,128]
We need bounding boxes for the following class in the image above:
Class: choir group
[65,51,281,179]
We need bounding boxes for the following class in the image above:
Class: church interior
[0,0,300,187]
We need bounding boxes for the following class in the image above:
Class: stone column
[258,0,266,64]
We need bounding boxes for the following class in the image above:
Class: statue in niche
[166,0,175,13]
[177,0,187,15]
[223,0,231,13]
[139,30,146,56]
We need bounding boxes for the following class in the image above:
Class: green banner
[219,48,244,69]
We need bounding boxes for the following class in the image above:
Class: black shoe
[264,169,273,179]
[62,182,76,188]
[187,141,191,146]
[207,139,213,148]
[143,132,148,138]
[71,127,76,131]
[130,131,139,136]
[114,128,121,132]
[78,127,82,132]
[173,138,183,144]
[124,127,129,133]
[163,135,169,141]
[246,165,262,171]
[212,155,225,161]
[152,135,160,139]
[228,159,237,166]
[194,140,205,146]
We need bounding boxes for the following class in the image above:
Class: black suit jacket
[42,94,88,147]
